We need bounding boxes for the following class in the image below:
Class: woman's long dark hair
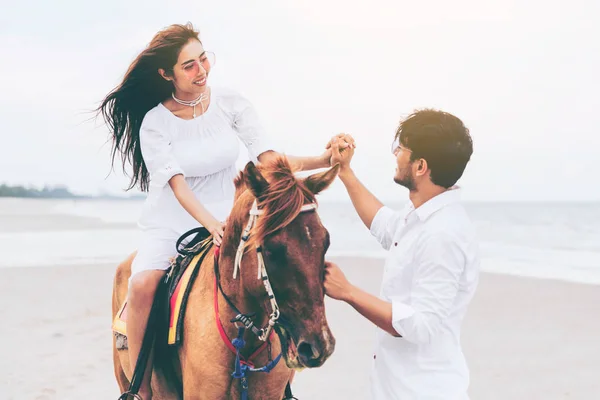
[98,23,201,191]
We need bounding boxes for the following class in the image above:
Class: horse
[112,156,339,399]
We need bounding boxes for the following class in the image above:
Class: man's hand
[325,261,399,337]
[325,133,356,167]
[330,135,355,172]
[324,261,353,302]
[325,133,356,150]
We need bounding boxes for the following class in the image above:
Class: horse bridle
[218,199,317,342]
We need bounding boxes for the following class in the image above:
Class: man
[324,109,480,399]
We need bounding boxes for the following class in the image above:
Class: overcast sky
[1,0,599,202]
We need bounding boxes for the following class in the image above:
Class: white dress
[130,87,273,277]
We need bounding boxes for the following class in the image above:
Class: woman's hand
[325,133,356,167]
[330,136,356,172]
[319,147,333,167]
[207,219,226,246]
[169,175,227,245]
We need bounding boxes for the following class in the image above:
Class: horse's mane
[233,156,316,248]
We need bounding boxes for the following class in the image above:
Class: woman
[98,22,331,399]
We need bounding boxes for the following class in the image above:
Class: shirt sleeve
[369,206,403,250]
[390,232,465,344]
[231,94,275,163]
[139,119,184,193]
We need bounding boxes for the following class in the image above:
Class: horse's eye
[264,245,286,262]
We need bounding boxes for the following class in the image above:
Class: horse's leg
[112,251,184,400]
[113,337,130,393]
[112,253,136,391]
[248,355,294,399]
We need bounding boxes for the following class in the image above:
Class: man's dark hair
[396,109,473,188]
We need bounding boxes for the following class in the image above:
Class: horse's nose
[297,341,322,367]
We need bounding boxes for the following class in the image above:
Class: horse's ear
[303,164,340,195]
[233,170,247,201]
[243,162,269,198]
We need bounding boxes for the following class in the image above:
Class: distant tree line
[0,184,77,198]
[0,184,146,199]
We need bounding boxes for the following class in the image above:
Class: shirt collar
[412,186,462,221]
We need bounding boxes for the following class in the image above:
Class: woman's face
[168,39,213,95]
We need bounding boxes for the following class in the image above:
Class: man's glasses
[391,138,412,155]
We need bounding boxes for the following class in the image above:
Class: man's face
[391,139,416,190]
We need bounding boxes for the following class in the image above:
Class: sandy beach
[1,257,599,399]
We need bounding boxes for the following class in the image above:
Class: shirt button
[373,354,376,360]
[394,242,398,246]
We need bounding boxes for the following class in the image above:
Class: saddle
[112,228,212,348]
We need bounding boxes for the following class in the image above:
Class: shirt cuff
[150,163,184,188]
[369,206,396,250]
[146,163,184,207]
[391,299,415,338]
[247,138,275,164]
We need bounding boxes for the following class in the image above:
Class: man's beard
[394,168,416,191]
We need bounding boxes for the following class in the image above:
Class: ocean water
[1,198,599,285]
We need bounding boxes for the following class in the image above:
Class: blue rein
[231,326,283,400]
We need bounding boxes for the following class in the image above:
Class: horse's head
[223,156,338,370]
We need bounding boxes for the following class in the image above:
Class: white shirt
[137,86,273,234]
[369,187,480,400]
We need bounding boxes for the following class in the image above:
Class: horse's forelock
[243,155,316,248]
[257,155,297,180]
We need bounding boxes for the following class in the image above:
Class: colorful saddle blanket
[112,236,212,346]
